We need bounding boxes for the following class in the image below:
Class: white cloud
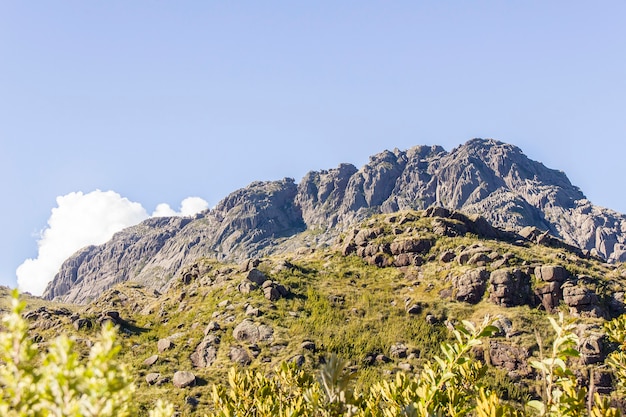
[16,190,209,296]
[151,196,209,217]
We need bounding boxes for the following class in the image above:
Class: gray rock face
[44,178,305,303]
[44,138,626,303]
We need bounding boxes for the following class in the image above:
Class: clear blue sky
[1,2,625,290]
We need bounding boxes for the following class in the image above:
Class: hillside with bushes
[3,208,626,415]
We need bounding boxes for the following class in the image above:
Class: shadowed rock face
[44,138,626,303]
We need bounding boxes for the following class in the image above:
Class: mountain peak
[43,139,626,303]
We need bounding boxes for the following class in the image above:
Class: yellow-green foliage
[2,289,626,416]
[0,290,173,417]
[207,314,626,417]
[605,314,626,396]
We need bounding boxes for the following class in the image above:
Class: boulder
[157,338,174,353]
[389,343,408,358]
[238,282,257,295]
[245,305,261,317]
[493,316,514,338]
[180,264,198,284]
[432,218,468,237]
[534,281,563,312]
[190,334,220,368]
[143,355,159,367]
[458,245,492,262]
[488,268,531,307]
[488,341,532,379]
[172,371,196,388]
[290,355,306,367]
[146,373,161,385]
[393,253,423,267]
[453,268,489,304]
[590,370,615,395]
[425,314,439,325]
[73,318,93,331]
[97,310,124,327]
[534,265,568,282]
[247,268,268,285]
[264,286,281,301]
[301,341,316,351]
[578,332,606,365]
[562,282,604,318]
[406,304,422,315]
[439,250,456,263]
[240,258,261,272]
[341,242,357,256]
[468,253,491,266]
[186,396,200,407]
[367,253,393,268]
[456,253,470,265]
[204,321,220,334]
[229,346,252,366]
[354,227,385,246]
[563,283,598,306]
[260,281,290,301]
[389,238,433,255]
[233,320,274,343]
[376,354,391,363]
[608,292,626,316]
[398,362,413,372]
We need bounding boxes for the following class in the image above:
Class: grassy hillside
[4,209,626,415]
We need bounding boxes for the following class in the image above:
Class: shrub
[208,314,626,416]
[0,290,173,417]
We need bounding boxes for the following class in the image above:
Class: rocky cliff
[43,138,626,303]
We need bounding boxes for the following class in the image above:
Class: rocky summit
[43,138,626,304]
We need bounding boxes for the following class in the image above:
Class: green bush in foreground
[0,290,172,417]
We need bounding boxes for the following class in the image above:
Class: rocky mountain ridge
[43,138,626,303]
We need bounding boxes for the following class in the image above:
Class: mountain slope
[43,138,626,303]
[21,209,626,414]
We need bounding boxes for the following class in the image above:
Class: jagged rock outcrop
[44,138,626,303]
